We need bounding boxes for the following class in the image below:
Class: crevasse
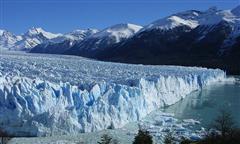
[0,69,225,136]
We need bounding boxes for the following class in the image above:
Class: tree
[133,129,153,144]
[164,131,174,144]
[212,109,235,138]
[187,109,240,144]
[0,129,11,144]
[98,134,112,144]
[180,137,192,144]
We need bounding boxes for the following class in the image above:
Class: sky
[0,0,239,34]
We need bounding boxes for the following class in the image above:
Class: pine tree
[133,129,153,144]
[164,131,174,144]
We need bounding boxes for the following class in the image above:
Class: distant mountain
[30,29,99,54]
[53,23,143,57]
[0,27,62,51]
[1,6,240,74]
[0,29,22,50]
[94,6,240,74]
[29,23,142,56]
[14,27,62,51]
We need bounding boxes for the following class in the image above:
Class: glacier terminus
[0,52,227,136]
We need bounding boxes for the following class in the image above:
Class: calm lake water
[163,77,240,127]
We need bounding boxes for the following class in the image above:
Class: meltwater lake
[163,76,240,127]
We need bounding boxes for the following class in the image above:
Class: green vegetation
[133,129,153,144]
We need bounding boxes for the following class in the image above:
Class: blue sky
[0,0,239,34]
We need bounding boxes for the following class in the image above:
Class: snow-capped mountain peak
[174,10,201,20]
[25,27,61,39]
[67,28,99,40]
[27,27,45,35]
[48,28,99,44]
[93,23,143,42]
[0,29,22,49]
[29,28,100,54]
[61,23,143,54]
[145,15,199,31]
[198,8,238,26]
[142,9,205,31]
[4,27,63,51]
[143,6,240,32]
[2,5,240,54]
[106,23,143,32]
[70,28,99,35]
[0,29,5,35]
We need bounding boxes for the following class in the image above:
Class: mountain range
[1,6,240,74]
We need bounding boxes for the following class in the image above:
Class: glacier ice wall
[0,69,225,136]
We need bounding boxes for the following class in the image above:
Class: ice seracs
[0,52,226,136]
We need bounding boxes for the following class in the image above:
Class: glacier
[0,52,226,136]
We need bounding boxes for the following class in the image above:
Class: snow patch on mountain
[29,29,99,54]
[143,6,240,32]
[62,23,143,52]
[25,27,61,39]
[0,52,226,136]
[145,15,199,30]
[2,5,240,53]
[0,30,22,50]
[12,27,62,50]
[49,29,99,43]
[0,29,4,35]
[199,10,237,25]
[0,27,63,51]
[220,6,240,49]
[92,23,143,43]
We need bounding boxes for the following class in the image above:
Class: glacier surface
[0,52,226,136]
